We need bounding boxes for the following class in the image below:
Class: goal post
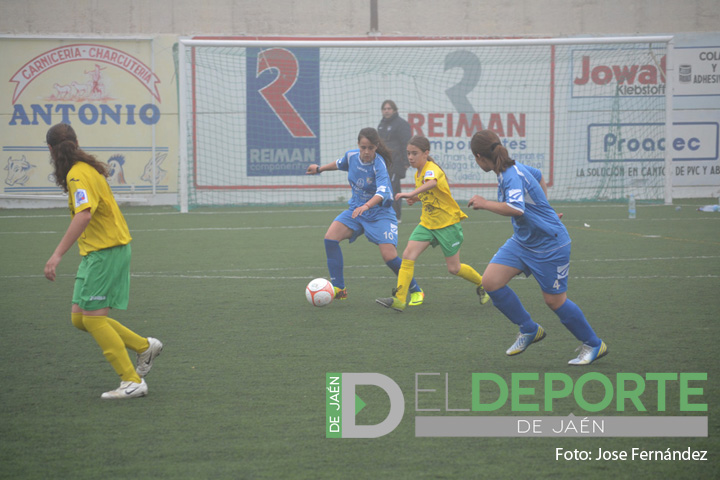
[178,36,674,212]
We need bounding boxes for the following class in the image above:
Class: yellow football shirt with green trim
[415,160,467,230]
[66,161,132,256]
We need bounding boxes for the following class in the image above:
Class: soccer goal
[177,36,674,212]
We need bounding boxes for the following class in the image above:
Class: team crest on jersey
[557,263,570,279]
[74,189,89,207]
[508,189,523,203]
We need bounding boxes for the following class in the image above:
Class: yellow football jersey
[66,161,132,255]
[415,160,467,230]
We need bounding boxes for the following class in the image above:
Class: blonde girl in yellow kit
[44,123,162,399]
[376,135,490,311]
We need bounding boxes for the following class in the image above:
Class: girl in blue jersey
[468,130,607,365]
[306,127,422,303]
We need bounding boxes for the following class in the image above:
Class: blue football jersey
[497,163,570,252]
[336,149,393,210]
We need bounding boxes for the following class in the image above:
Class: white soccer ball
[305,278,334,307]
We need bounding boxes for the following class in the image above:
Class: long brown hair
[46,123,108,193]
[408,135,437,164]
[358,127,392,168]
[408,134,447,177]
[470,130,515,174]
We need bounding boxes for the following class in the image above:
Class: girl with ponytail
[376,135,490,311]
[44,123,163,399]
[468,130,608,366]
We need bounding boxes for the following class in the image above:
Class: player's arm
[44,208,92,281]
[352,194,383,218]
[535,173,563,218]
[396,178,437,206]
[306,161,339,175]
[467,196,522,217]
[354,162,393,218]
[538,175,548,197]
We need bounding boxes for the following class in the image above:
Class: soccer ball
[305,278,334,307]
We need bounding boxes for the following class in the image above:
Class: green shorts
[408,223,464,257]
[73,243,131,311]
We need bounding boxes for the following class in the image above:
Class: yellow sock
[395,259,415,303]
[457,264,483,285]
[105,317,149,353]
[71,312,86,331]
[83,315,141,383]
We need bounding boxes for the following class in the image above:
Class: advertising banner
[1,37,178,198]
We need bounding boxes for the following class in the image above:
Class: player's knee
[381,252,397,263]
[447,264,461,275]
[544,295,565,311]
[481,276,502,292]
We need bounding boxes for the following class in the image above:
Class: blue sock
[486,286,538,334]
[554,299,600,347]
[324,239,344,289]
[385,256,421,293]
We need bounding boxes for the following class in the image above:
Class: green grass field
[1,199,718,479]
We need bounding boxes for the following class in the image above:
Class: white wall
[1,0,717,37]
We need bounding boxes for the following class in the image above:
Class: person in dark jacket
[377,100,412,222]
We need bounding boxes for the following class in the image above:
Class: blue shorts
[490,239,571,294]
[334,208,399,246]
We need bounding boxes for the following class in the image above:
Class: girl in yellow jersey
[43,123,162,399]
[376,135,490,311]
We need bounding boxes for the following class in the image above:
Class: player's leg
[482,262,535,332]
[82,311,148,399]
[101,317,163,377]
[71,303,86,331]
[446,253,490,305]
[535,245,606,365]
[394,240,429,303]
[81,308,141,384]
[375,243,408,311]
[106,243,161,370]
[482,241,546,355]
[544,291,599,344]
[437,224,489,304]
[446,253,482,283]
[374,220,425,309]
[76,246,153,398]
[324,216,356,299]
[543,292,607,365]
[398,224,436,303]
[76,303,157,366]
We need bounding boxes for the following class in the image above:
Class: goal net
[178,36,673,211]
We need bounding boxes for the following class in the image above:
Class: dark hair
[46,123,108,193]
[470,130,515,173]
[381,100,398,112]
[380,100,397,112]
[408,134,448,178]
[407,135,438,164]
[358,127,392,167]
